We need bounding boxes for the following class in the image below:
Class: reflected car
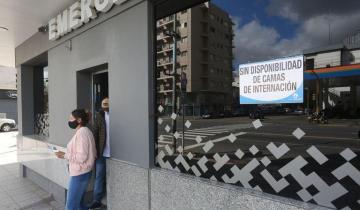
[293,109,305,115]
[201,113,212,119]
[218,110,232,118]
[249,110,264,119]
[0,118,16,132]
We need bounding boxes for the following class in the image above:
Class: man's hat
[101,98,109,109]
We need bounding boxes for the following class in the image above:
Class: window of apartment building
[306,58,315,70]
[34,66,49,136]
[202,37,208,47]
[181,51,188,57]
[202,23,208,33]
[155,2,360,210]
[181,22,188,28]
[209,53,214,60]
[202,65,208,75]
[180,36,188,43]
[202,10,208,18]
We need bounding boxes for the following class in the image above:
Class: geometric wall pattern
[156,112,360,210]
[157,145,360,209]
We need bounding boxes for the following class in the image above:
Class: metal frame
[91,69,108,122]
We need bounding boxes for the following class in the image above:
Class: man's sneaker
[88,201,103,210]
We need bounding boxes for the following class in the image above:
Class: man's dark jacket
[93,110,106,157]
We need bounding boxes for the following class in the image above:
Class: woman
[55,109,97,210]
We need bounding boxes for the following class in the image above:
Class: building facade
[304,31,360,116]
[15,0,357,210]
[0,65,17,122]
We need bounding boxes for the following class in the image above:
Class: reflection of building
[0,65,17,121]
[232,71,239,106]
[156,2,234,115]
[304,30,360,116]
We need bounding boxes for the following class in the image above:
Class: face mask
[68,120,79,129]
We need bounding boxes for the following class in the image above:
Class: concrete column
[20,65,35,135]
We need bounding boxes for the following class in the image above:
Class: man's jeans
[66,171,92,210]
[94,156,107,202]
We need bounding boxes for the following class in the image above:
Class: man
[89,97,110,209]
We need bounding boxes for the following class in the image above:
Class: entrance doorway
[92,71,109,115]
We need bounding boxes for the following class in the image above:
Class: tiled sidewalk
[0,163,65,210]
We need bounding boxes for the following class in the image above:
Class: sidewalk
[0,163,65,210]
[0,131,109,210]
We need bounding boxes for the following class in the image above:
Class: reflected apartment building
[156,2,234,115]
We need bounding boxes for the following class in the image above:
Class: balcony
[157,76,173,82]
[157,47,173,55]
[157,35,172,42]
[157,61,173,68]
[157,16,175,27]
[158,90,174,95]
[157,20,174,27]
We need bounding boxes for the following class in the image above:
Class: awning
[304,64,360,80]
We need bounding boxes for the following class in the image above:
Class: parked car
[219,110,232,118]
[249,109,264,119]
[201,112,213,119]
[293,109,305,115]
[0,118,16,132]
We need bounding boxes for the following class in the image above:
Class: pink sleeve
[65,130,90,164]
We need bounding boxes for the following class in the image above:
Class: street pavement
[157,115,360,156]
[0,131,65,210]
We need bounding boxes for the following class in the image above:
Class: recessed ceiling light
[0,27,9,32]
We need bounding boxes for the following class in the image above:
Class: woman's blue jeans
[93,156,107,202]
[66,171,92,210]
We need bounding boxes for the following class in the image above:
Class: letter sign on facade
[49,0,129,41]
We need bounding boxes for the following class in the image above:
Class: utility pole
[181,72,187,154]
[163,14,180,153]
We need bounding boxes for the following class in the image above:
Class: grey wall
[106,159,331,210]
[107,159,150,210]
[0,99,17,122]
[47,0,153,168]
[19,66,35,135]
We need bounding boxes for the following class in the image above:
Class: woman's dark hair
[71,109,89,126]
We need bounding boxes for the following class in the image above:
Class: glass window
[155,2,360,210]
[34,66,49,137]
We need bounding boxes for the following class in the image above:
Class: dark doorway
[92,71,109,114]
